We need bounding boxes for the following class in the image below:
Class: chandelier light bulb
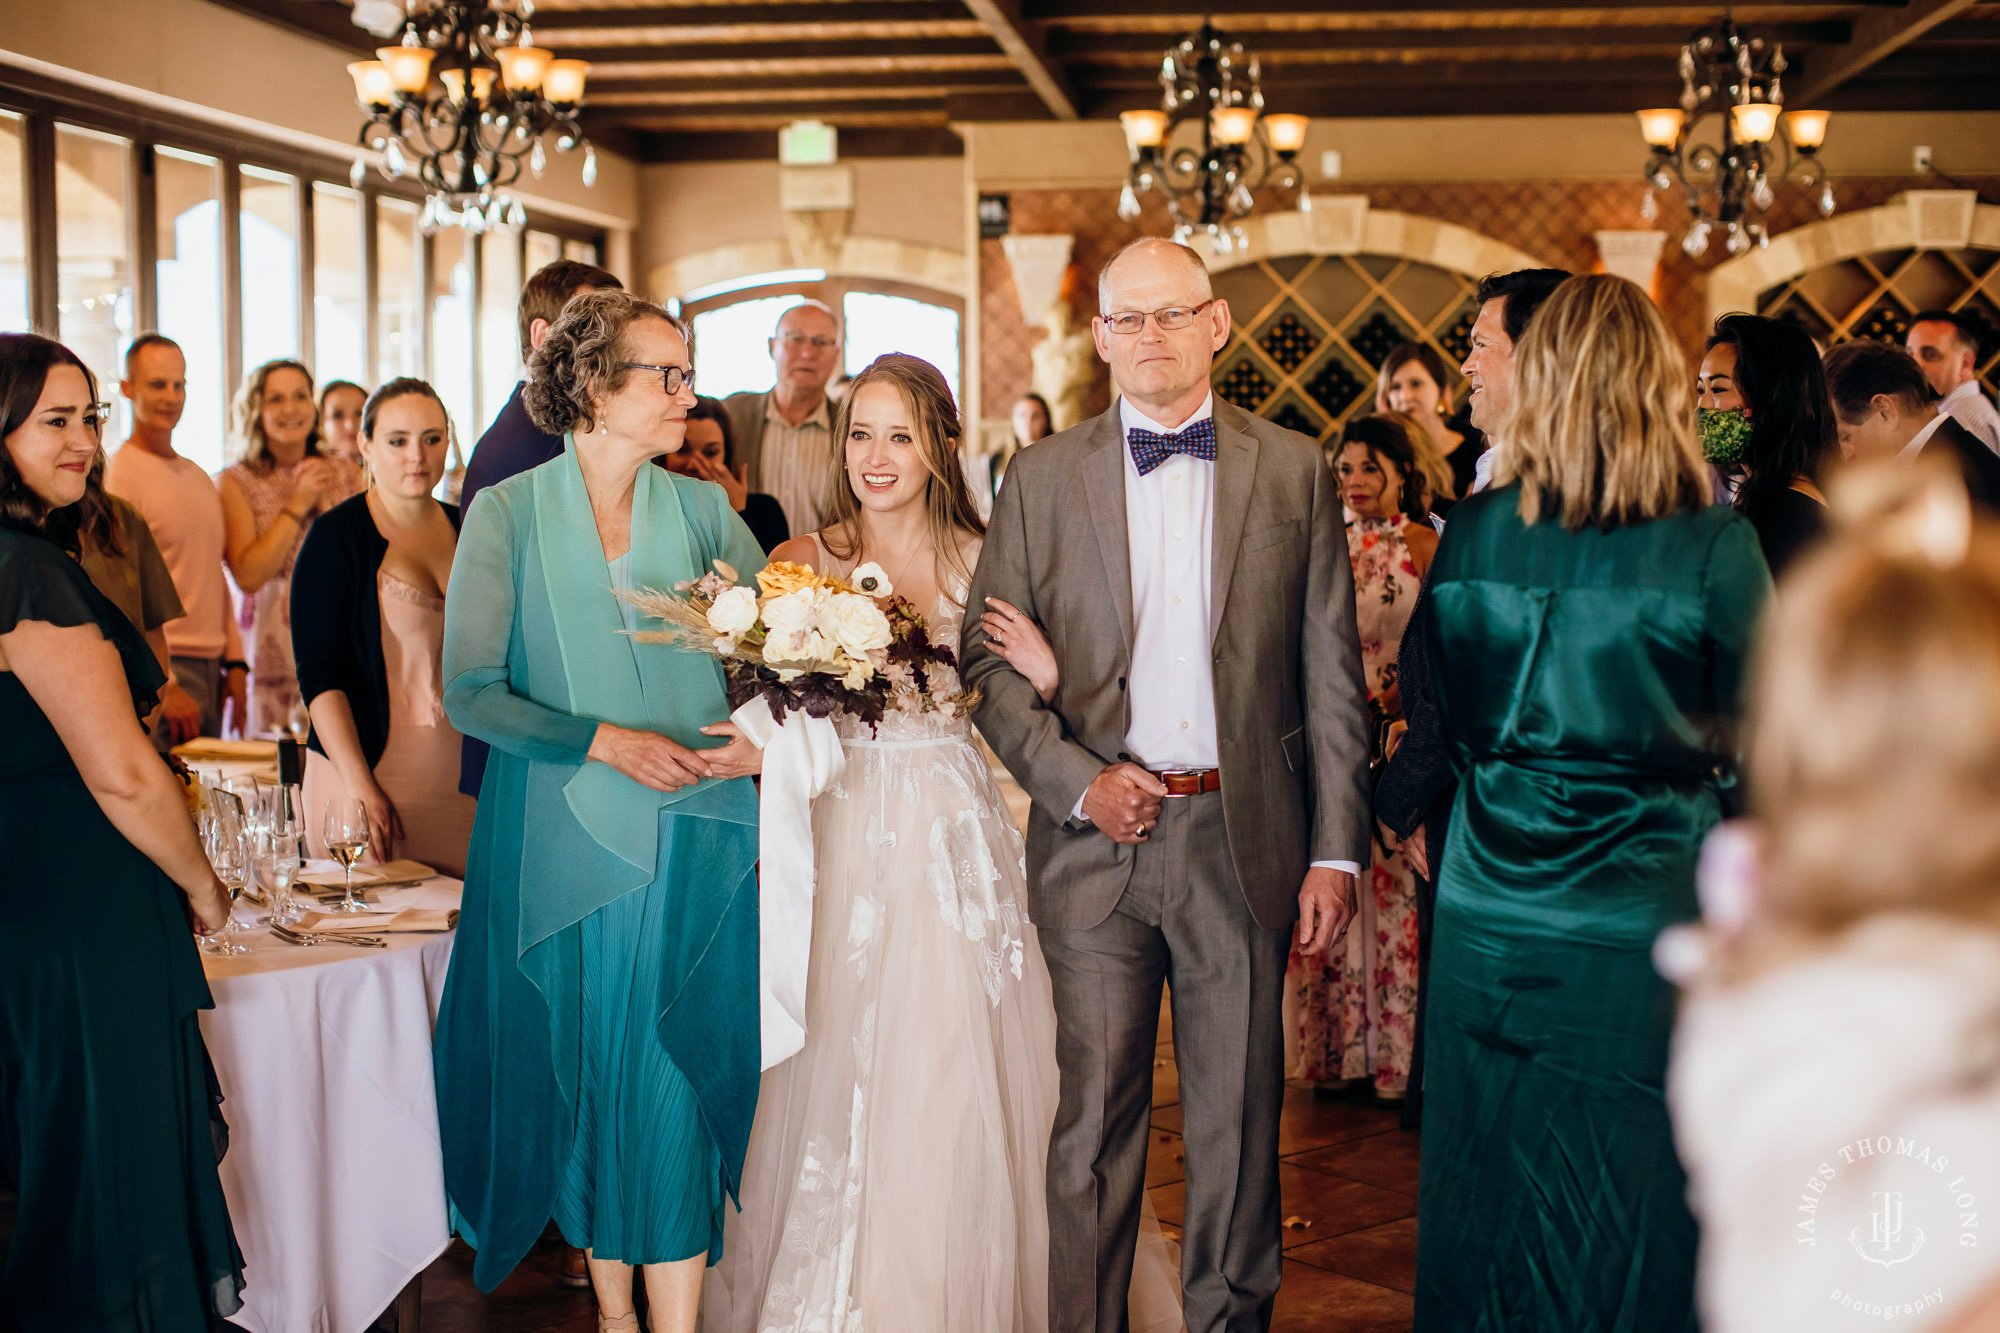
[1730,101,1780,144]
[496,43,553,93]
[1261,113,1308,155]
[346,60,398,107]
[377,44,435,94]
[1119,110,1168,153]
[542,59,589,105]
[1635,108,1685,151]
[1212,106,1258,146]
[1784,108,1831,152]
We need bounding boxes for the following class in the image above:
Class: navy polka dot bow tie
[1127,417,1218,477]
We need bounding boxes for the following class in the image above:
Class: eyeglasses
[619,362,695,396]
[1099,301,1217,336]
[777,332,839,350]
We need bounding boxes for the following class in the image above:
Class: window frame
[0,65,606,444]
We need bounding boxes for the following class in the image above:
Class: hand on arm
[696,719,764,780]
[978,598,1059,703]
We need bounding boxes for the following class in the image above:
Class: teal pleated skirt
[554,879,725,1265]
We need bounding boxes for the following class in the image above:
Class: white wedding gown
[703,559,1180,1333]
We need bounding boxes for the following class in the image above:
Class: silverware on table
[269,923,388,949]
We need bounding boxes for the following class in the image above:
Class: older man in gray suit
[964,237,1373,1333]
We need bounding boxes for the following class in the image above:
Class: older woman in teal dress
[436,290,768,1333]
[1413,276,1771,1332]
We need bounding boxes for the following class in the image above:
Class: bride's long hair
[820,353,987,598]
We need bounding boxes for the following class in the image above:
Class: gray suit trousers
[1038,790,1290,1333]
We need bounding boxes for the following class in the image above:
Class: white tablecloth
[199,876,461,1333]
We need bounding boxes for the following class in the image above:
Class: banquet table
[199,872,462,1333]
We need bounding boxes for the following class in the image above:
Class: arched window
[680,273,964,407]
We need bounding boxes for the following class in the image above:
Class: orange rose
[756,561,820,598]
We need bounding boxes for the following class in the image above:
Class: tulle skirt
[703,727,1180,1332]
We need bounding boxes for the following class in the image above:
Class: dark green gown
[1413,488,1769,1333]
[0,526,244,1332]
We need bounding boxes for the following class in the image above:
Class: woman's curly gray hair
[523,288,687,437]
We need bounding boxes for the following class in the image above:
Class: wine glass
[200,793,251,956]
[322,798,373,914]
[255,822,305,926]
[286,700,311,745]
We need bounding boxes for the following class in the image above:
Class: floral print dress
[220,457,362,737]
[1290,514,1424,1094]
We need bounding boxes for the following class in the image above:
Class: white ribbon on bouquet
[732,696,846,1071]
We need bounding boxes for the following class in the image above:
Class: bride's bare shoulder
[769,533,823,571]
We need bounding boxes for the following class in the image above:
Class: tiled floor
[394,1023,1420,1333]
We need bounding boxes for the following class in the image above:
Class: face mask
[1698,407,1753,467]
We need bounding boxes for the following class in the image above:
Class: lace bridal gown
[703,551,1180,1333]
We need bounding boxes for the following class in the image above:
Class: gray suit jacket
[723,389,837,495]
[964,398,1373,932]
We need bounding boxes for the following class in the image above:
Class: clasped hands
[1081,762,1356,956]
[588,719,764,792]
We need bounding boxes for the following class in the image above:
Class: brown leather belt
[1152,768,1222,798]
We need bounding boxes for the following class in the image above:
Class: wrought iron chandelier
[345,0,595,234]
[1116,21,1310,254]
[1635,10,1834,259]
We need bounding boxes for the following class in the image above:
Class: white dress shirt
[1074,395,1358,877]
[1899,409,1950,460]
[1940,380,2000,456]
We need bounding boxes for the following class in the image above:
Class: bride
[701,354,1177,1332]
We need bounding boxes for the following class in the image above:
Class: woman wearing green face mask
[1697,315,1838,580]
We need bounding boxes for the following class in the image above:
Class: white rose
[841,657,874,691]
[706,585,760,636]
[759,587,820,641]
[826,592,893,658]
[849,562,894,598]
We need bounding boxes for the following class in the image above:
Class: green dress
[1413,488,1769,1333]
[434,452,769,1289]
[0,526,244,1331]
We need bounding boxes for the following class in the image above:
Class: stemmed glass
[200,792,251,956]
[322,798,373,914]
[254,784,306,926]
[286,700,311,746]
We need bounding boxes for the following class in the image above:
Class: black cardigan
[291,491,461,769]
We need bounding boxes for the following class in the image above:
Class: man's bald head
[1098,238,1214,315]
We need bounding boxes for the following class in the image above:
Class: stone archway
[1193,198,1554,281]
[1706,195,2000,322]
[648,236,969,303]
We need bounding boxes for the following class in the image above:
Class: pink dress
[221,456,363,737]
[303,570,477,877]
[1289,514,1424,1094]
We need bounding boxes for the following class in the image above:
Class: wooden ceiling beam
[532,3,970,30]
[1024,0,1901,16]
[561,36,1000,64]
[592,70,1027,96]
[1080,57,1680,92]
[1049,23,1849,60]
[1795,0,1982,102]
[961,0,1079,118]
[637,126,965,162]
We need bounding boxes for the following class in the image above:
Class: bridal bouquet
[622,558,970,727]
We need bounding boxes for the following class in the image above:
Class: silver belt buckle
[1157,766,1193,799]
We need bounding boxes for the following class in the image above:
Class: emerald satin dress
[1413,488,1769,1333]
[434,449,769,1288]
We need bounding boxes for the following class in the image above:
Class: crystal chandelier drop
[1634,10,1834,260]
[346,0,595,234]
[1116,21,1310,255]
